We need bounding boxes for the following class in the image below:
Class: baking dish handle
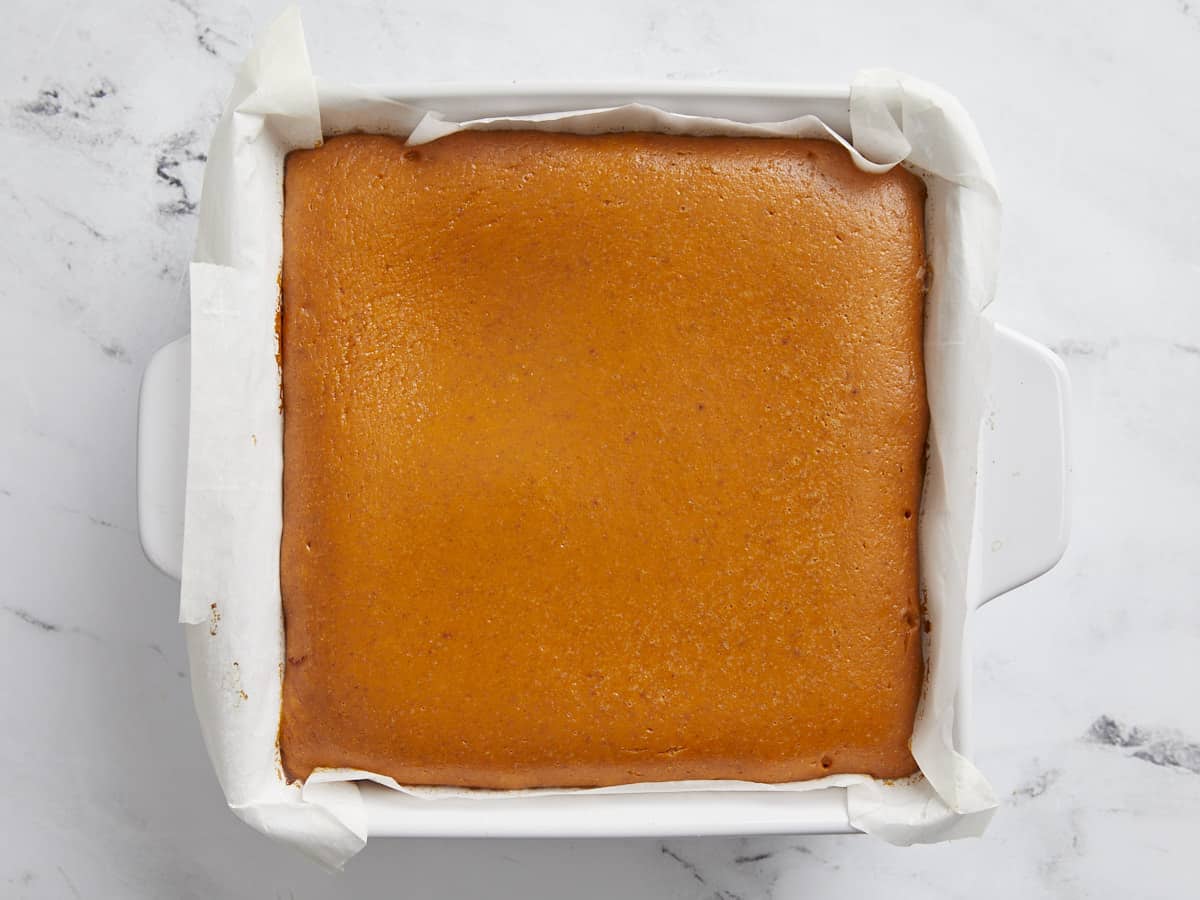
[978,324,1070,604]
[137,335,190,580]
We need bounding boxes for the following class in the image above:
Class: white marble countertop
[2,0,1197,896]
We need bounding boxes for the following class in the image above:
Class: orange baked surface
[279,132,927,788]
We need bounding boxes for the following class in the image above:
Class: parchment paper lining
[181,8,1000,868]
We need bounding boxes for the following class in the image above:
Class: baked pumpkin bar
[279,131,927,788]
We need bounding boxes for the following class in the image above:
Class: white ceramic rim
[137,82,1069,838]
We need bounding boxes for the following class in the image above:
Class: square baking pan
[138,83,1069,838]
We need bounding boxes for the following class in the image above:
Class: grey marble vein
[155,130,208,217]
[1011,768,1063,801]
[55,866,82,899]
[1052,338,1114,358]
[10,77,127,148]
[659,844,706,884]
[41,201,110,242]
[733,852,773,865]
[1086,716,1200,775]
[3,606,69,634]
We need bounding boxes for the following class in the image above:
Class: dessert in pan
[279,131,927,789]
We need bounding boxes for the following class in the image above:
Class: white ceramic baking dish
[138,84,1069,839]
